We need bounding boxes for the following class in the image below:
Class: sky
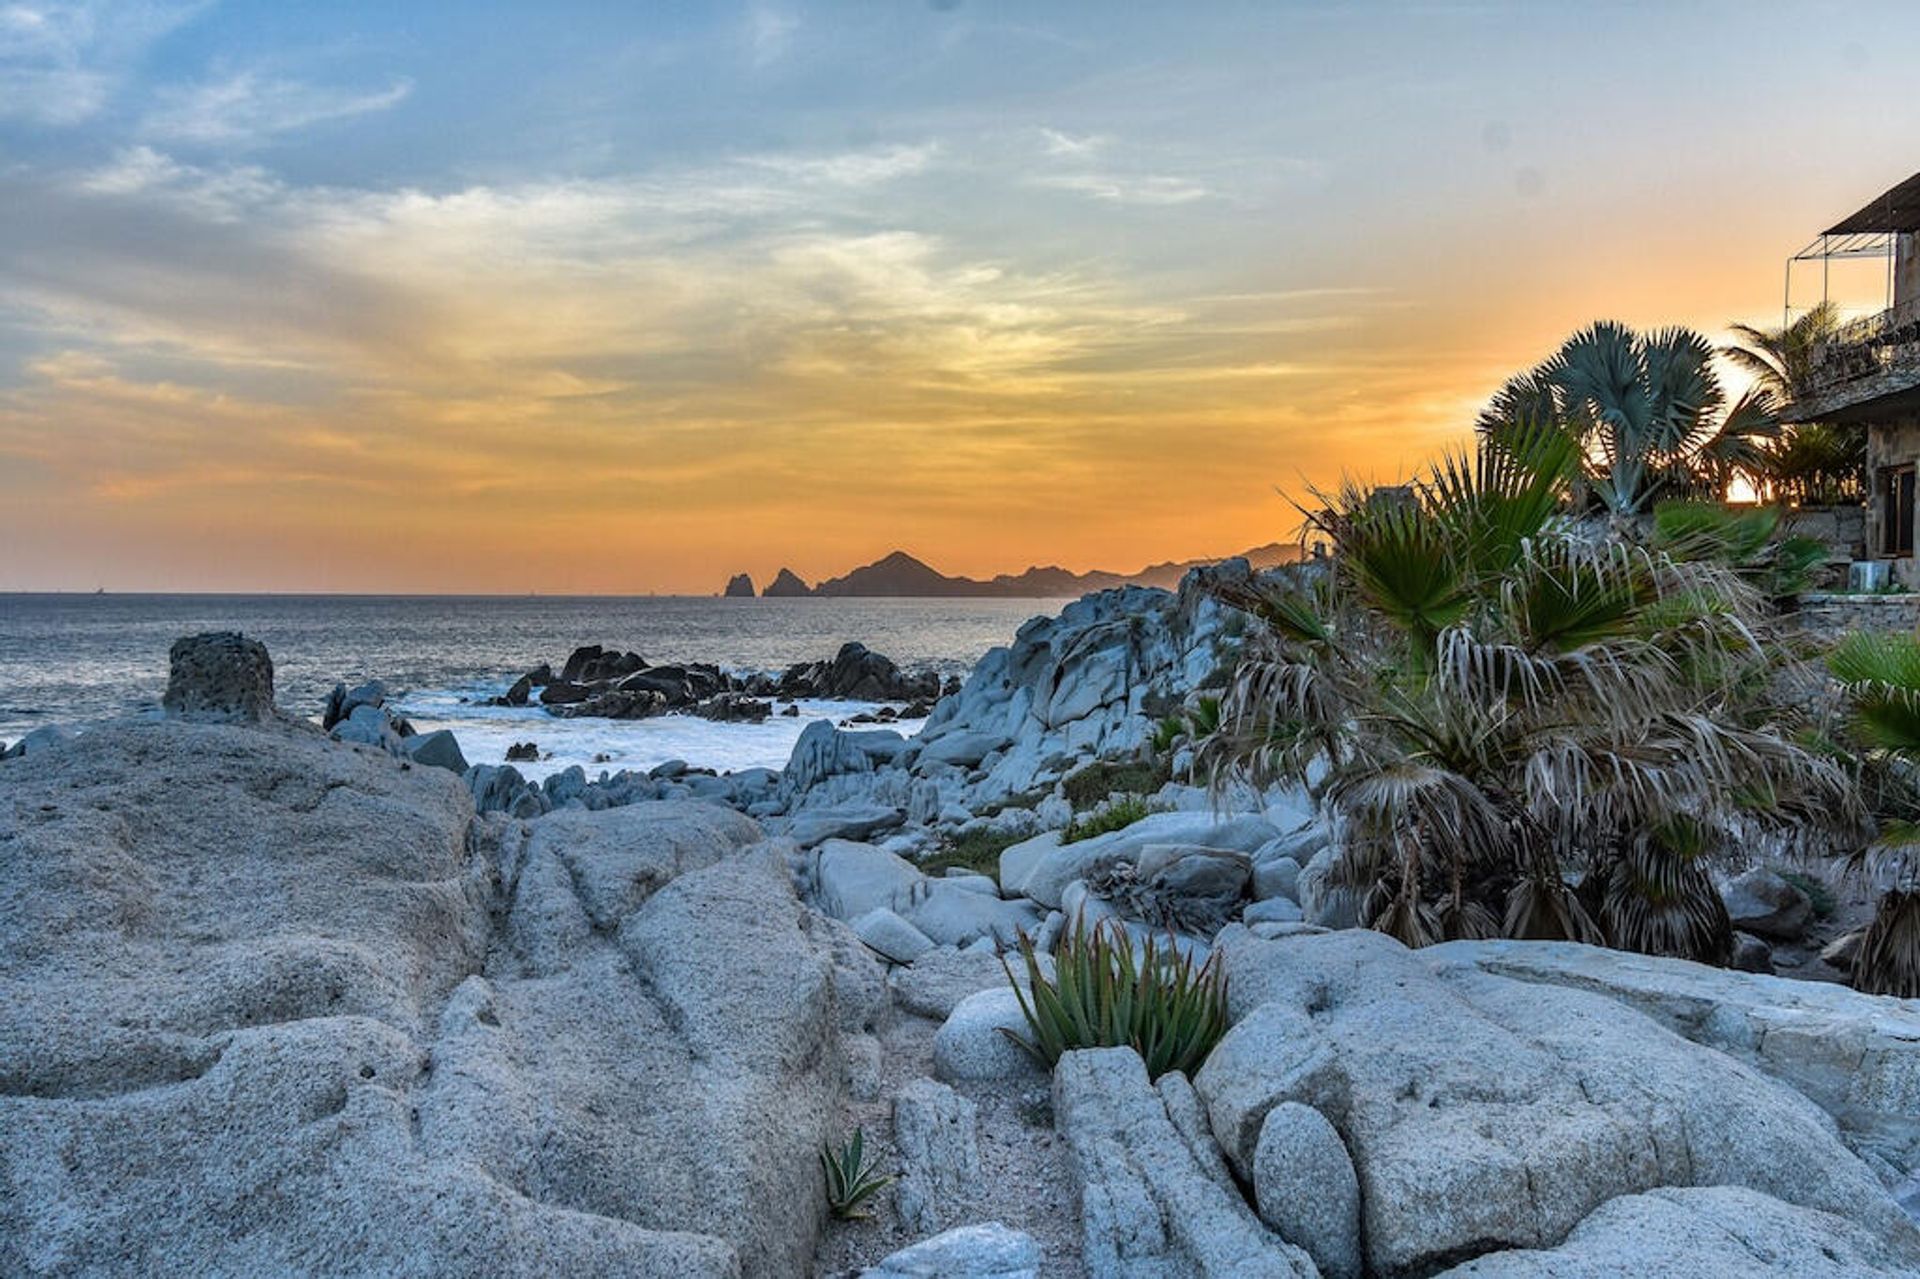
[2,1,1919,594]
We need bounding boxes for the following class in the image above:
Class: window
[1883,464,1916,557]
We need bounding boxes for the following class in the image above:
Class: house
[1784,172,1920,585]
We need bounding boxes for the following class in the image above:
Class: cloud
[744,142,940,187]
[0,0,205,124]
[745,5,797,66]
[1038,128,1106,158]
[141,69,413,145]
[1036,171,1213,206]
[0,131,1415,590]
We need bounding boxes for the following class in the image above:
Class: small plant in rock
[1062,795,1153,844]
[1000,913,1229,1081]
[820,1128,895,1220]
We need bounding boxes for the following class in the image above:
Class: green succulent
[999,913,1229,1081]
[820,1128,895,1221]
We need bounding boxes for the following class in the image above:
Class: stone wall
[1796,591,1920,638]
[1781,503,1866,560]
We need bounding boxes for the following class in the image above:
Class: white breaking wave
[398,682,927,780]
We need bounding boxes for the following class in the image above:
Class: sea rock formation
[723,572,756,598]
[763,567,812,597]
[0,715,868,1276]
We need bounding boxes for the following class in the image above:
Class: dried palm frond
[1853,890,1920,999]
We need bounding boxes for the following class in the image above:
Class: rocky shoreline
[5,569,1920,1276]
[486,641,948,726]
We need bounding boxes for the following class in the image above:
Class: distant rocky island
[723,543,1304,598]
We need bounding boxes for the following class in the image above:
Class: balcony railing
[1807,302,1920,391]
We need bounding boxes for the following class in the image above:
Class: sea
[0,594,1066,779]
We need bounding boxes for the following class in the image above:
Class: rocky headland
[6,578,1920,1276]
[732,543,1304,598]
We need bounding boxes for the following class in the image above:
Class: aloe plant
[999,913,1228,1080]
[819,1128,894,1220]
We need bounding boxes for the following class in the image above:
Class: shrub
[1062,795,1152,844]
[1061,757,1169,809]
[999,914,1228,1081]
[820,1128,895,1220]
[1199,422,1855,961]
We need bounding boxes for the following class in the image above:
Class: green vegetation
[1000,915,1228,1081]
[1825,632,1920,996]
[1062,796,1153,844]
[820,1128,895,1221]
[1650,501,1827,599]
[919,827,1021,879]
[1198,420,1856,963]
[1151,694,1222,755]
[1061,756,1170,808]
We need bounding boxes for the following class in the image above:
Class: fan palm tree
[1725,301,1845,401]
[1479,322,1778,515]
[1825,633,1920,997]
[1200,424,1857,961]
[1726,304,1864,503]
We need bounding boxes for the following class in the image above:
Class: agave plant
[819,1128,895,1220]
[1198,422,1858,962]
[1000,913,1228,1080]
[1825,633,1920,997]
[1481,321,1778,514]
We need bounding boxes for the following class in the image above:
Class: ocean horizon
[0,592,1073,777]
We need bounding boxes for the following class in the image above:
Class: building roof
[1826,171,1920,235]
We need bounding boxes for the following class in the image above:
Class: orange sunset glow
[2,3,1917,593]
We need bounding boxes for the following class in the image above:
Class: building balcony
[1789,301,1920,425]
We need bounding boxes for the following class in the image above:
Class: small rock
[1,724,73,760]
[1245,897,1304,926]
[891,947,1051,1021]
[401,729,468,775]
[1822,929,1864,972]
[1731,931,1775,974]
[1252,855,1302,904]
[861,1222,1040,1279]
[1722,867,1812,941]
[933,988,1044,1084]
[1253,1101,1362,1279]
[853,908,937,965]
